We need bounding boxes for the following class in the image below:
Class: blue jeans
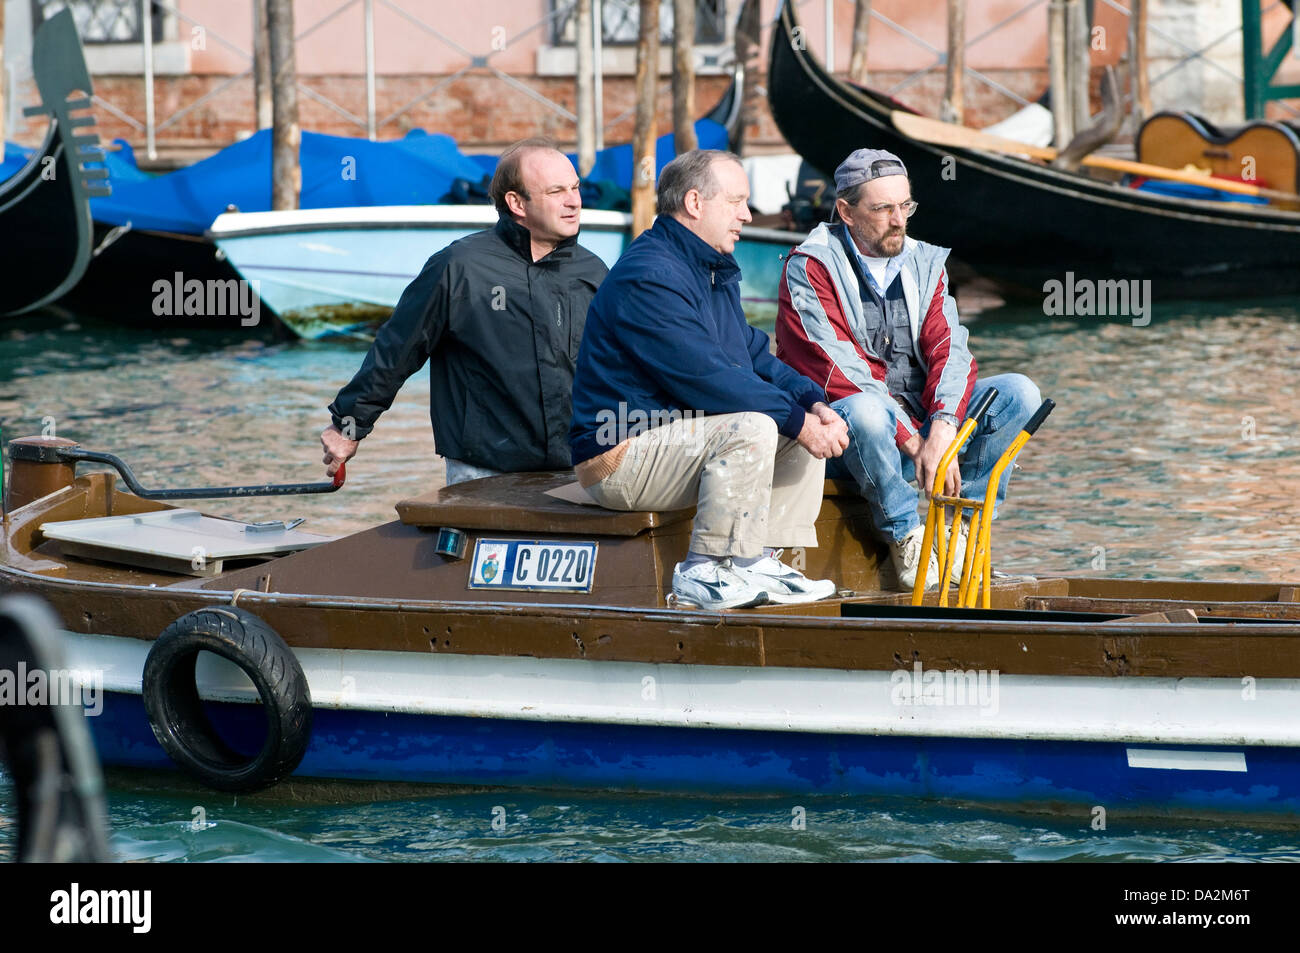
[826,374,1041,543]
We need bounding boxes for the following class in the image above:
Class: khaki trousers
[584,411,825,558]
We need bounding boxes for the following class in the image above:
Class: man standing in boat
[775,149,1040,591]
[320,138,608,484]
[570,150,849,610]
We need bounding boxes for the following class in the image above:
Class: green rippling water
[2,767,1300,862]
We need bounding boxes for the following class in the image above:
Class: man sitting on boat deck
[569,150,849,610]
[320,137,608,485]
[775,148,1040,591]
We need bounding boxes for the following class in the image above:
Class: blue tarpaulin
[3,118,728,235]
[89,129,486,233]
[0,141,34,181]
[0,137,151,188]
[469,119,729,187]
[1131,177,1269,205]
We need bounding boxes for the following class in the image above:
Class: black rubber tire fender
[142,606,312,793]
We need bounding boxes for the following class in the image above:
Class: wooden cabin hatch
[203,472,894,606]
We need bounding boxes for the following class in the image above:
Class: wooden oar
[890,110,1300,204]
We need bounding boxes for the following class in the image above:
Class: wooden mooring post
[253,0,272,130]
[672,0,697,155]
[631,0,659,236]
[267,0,299,211]
[849,0,872,86]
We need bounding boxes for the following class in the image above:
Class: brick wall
[10,67,1049,163]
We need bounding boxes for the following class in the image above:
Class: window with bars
[550,0,727,47]
[32,0,163,44]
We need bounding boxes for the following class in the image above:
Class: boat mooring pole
[593,0,604,152]
[941,0,965,124]
[142,0,156,160]
[253,0,272,129]
[0,0,6,146]
[824,0,834,73]
[631,0,659,237]
[364,0,376,141]
[576,0,595,176]
[849,0,872,86]
[268,0,300,210]
[1048,0,1072,148]
[1067,0,1090,135]
[672,0,697,155]
[1130,0,1150,120]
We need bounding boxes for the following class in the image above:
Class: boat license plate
[467,539,598,593]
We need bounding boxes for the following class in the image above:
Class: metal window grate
[32,0,162,45]
[550,0,725,47]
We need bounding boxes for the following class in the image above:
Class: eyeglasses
[866,200,919,219]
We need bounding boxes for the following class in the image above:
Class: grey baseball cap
[834,149,908,192]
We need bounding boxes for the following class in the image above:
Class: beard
[860,225,906,258]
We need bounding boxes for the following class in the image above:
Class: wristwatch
[931,412,960,427]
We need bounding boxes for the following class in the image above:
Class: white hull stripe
[64,632,1300,748]
[1126,748,1249,772]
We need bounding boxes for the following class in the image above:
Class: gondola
[767,1,1300,299]
[0,10,109,317]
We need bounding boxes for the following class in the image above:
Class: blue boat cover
[3,118,726,235]
[0,141,34,182]
[89,129,487,233]
[469,119,729,190]
[1132,177,1269,205]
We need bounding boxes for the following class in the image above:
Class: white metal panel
[63,631,1300,748]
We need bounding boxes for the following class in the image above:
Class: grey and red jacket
[776,223,977,448]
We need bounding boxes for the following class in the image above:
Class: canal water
[1,296,1298,862]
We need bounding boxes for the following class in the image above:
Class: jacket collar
[494,212,579,264]
[652,214,741,285]
[797,223,925,343]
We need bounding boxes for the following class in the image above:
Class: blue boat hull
[90,690,1300,820]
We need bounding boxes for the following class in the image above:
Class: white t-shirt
[861,255,893,294]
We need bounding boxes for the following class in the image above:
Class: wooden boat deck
[4,468,1300,679]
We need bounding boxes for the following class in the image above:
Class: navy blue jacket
[570,215,824,465]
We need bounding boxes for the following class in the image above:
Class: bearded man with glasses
[775,149,1040,592]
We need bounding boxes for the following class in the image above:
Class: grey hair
[836,182,866,206]
[656,149,744,216]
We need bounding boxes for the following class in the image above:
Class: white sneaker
[888,525,940,592]
[728,551,838,605]
[671,560,769,610]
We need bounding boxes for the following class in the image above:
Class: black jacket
[328,215,608,471]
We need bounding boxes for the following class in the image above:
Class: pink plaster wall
[182,0,1098,78]
[186,0,542,75]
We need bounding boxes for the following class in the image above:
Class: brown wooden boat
[2,433,1298,822]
